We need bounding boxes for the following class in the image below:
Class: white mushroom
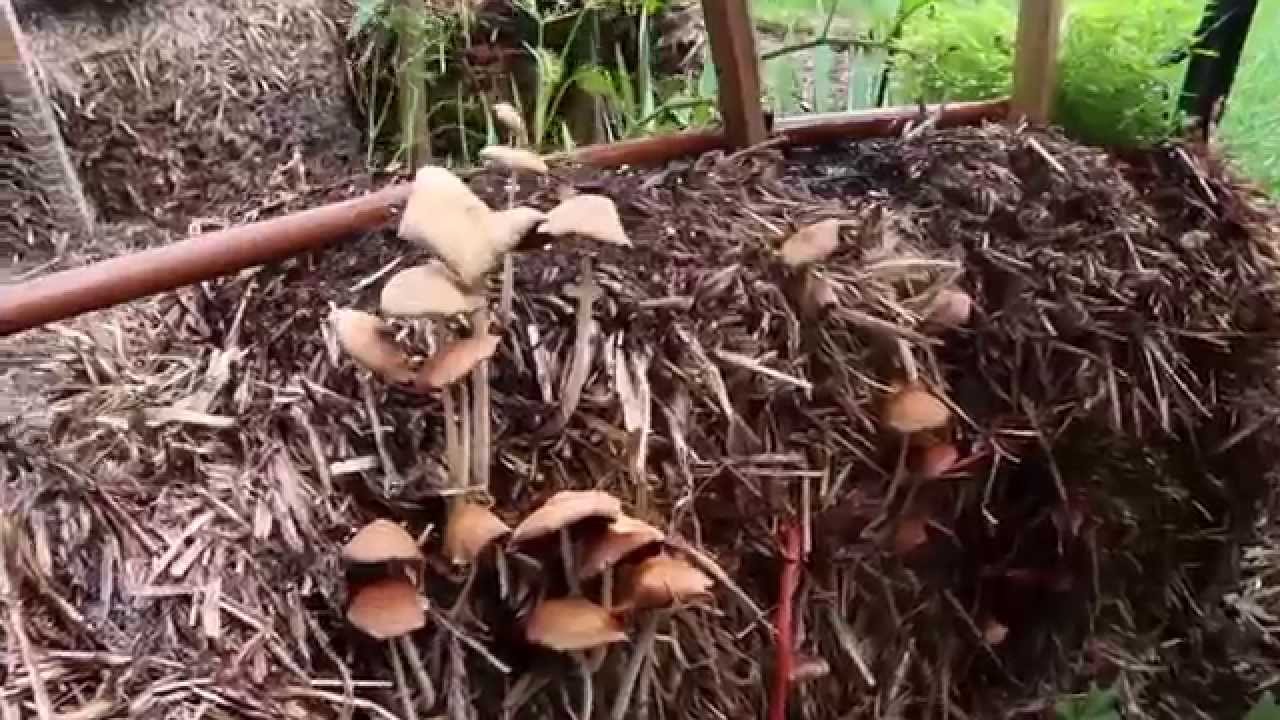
[398,166,499,284]
[538,194,631,247]
[480,145,549,175]
[380,263,485,318]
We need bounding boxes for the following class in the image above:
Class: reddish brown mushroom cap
[341,519,423,565]
[415,334,502,389]
[444,502,511,566]
[913,443,959,480]
[346,578,427,640]
[883,385,952,434]
[578,515,665,580]
[780,219,841,267]
[509,490,622,545]
[525,597,627,651]
[621,554,714,610]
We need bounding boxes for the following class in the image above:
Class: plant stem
[761,36,897,62]
[768,523,803,720]
[610,612,661,720]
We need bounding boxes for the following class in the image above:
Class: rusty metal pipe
[0,99,1009,338]
[0,184,410,336]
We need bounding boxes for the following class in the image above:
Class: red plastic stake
[769,523,803,720]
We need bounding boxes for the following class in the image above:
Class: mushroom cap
[538,194,631,246]
[510,490,622,545]
[913,443,959,479]
[926,288,973,328]
[493,102,527,138]
[800,273,840,317]
[399,166,500,284]
[622,554,713,610]
[346,577,426,640]
[578,515,665,580]
[415,334,502,390]
[892,515,930,556]
[444,502,511,566]
[525,597,627,652]
[332,309,417,385]
[488,207,548,255]
[780,219,841,267]
[479,145,549,175]
[883,385,952,434]
[982,619,1009,645]
[380,263,485,318]
[342,519,423,565]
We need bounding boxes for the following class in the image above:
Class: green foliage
[889,0,1199,148]
[1246,691,1280,720]
[1055,685,1121,720]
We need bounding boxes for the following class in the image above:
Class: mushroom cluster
[341,519,427,640]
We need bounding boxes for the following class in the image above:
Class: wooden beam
[1010,0,1065,125]
[0,0,94,239]
[702,0,767,148]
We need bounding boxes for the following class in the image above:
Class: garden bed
[3,122,1280,719]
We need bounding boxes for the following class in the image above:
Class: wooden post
[702,0,767,148]
[0,0,94,239]
[1010,0,1065,124]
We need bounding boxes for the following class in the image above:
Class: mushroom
[346,577,427,640]
[883,384,952,435]
[891,515,930,556]
[578,514,664,580]
[399,166,500,284]
[925,288,973,329]
[416,333,502,389]
[443,502,511,566]
[493,102,528,146]
[332,308,419,387]
[912,442,959,480]
[799,273,840,318]
[982,618,1009,645]
[619,554,713,611]
[380,263,485,318]
[480,145,549,175]
[510,490,622,546]
[487,206,548,255]
[525,597,626,652]
[342,519,424,566]
[538,194,631,247]
[779,219,841,267]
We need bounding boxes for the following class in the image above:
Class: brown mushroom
[332,308,418,386]
[620,554,713,610]
[493,102,528,146]
[926,288,973,328]
[891,515,930,556]
[789,655,832,684]
[487,206,548,254]
[380,263,484,318]
[982,618,1009,645]
[883,384,952,434]
[415,334,502,389]
[525,597,627,652]
[538,194,631,246]
[479,145,549,175]
[913,442,959,480]
[346,577,426,640]
[578,515,664,580]
[800,273,840,318]
[509,490,622,545]
[399,166,499,284]
[342,519,423,565]
[444,502,511,566]
[780,219,841,267]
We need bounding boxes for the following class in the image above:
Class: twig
[359,375,400,495]
[668,539,769,627]
[768,524,803,720]
[761,36,896,61]
[471,307,492,493]
[429,608,512,674]
[276,688,399,720]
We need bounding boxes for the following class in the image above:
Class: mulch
[3,122,1280,720]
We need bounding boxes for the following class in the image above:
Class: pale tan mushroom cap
[488,207,548,255]
[883,386,952,434]
[493,102,527,141]
[578,515,665,580]
[346,578,427,640]
[480,145,549,175]
[444,502,511,565]
[510,490,622,545]
[381,263,484,318]
[538,194,631,246]
[399,166,499,284]
[415,334,502,390]
[525,597,627,651]
[914,443,959,479]
[926,288,973,328]
[780,219,842,267]
[342,519,423,564]
[332,309,417,385]
[624,554,714,610]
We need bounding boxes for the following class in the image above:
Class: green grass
[749,0,1280,194]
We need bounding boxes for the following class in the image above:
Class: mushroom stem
[560,527,581,596]
[470,308,492,493]
[443,384,462,488]
[399,636,437,709]
[359,374,401,495]
[574,652,594,720]
[388,637,419,720]
[610,612,662,720]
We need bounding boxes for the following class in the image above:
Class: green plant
[1246,691,1280,720]
[1055,685,1121,720]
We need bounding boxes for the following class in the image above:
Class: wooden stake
[701,0,767,148]
[0,0,94,240]
[1010,0,1065,125]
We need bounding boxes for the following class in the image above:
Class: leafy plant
[1055,685,1121,720]
[1246,691,1280,720]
